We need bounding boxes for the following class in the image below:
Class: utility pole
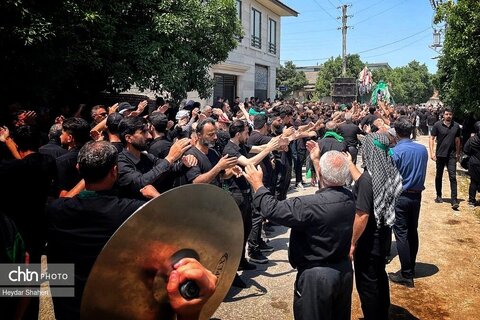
[338,4,352,77]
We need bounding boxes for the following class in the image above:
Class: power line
[326,0,339,10]
[353,0,385,16]
[362,34,431,59]
[280,27,432,63]
[352,0,407,26]
[312,0,341,24]
[355,27,431,54]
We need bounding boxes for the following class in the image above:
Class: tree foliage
[372,61,434,105]
[435,0,480,115]
[0,0,241,107]
[314,54,363,98]
[276,61,308,99]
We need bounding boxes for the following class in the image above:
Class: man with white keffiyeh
[348,132,403,320]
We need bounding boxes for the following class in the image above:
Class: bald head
[325,121,337,131]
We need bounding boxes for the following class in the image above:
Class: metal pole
[342,5,347,76]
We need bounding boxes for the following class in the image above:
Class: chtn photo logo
[7,266,69,283]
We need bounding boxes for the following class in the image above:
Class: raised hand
[306,140,320,163]
[166,138,191,164]
[243,164,264,192]
[182,154,198,168]
[216,154,237,171]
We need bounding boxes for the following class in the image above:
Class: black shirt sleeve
[117,153,171,193]
[253,186,311,228]
[355,172,373,214]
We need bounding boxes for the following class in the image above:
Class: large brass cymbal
[81,184,243,320]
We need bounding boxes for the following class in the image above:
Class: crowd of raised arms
[3,95,478,320]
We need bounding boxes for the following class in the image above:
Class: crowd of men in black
[0,95,476,320]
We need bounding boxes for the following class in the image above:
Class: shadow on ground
[414,262,439,278]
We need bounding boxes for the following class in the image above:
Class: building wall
[188,0,283,105]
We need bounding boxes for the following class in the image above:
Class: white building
[188,0,298,105]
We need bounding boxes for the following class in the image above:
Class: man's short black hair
[394,116,414,138]
[62,117,91,147]
[149,112,168,133]
[156,97,165,107]
[78,141,118,184]
[253,114,267,129]
[196,118,216,134]
[106,113,124,135]
[118,117,148,144]
[369,106,376,114]
[229,120,246,138]
[444,107,453,114]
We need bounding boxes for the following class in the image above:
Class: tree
[371,61,434,105]
[0,0,242,108]
[276,61,308,99]
[314,54,364,98]
[435,0,480,115]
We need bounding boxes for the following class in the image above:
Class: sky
[280,0,440,73]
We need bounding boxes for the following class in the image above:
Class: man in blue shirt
[389,116,428,287]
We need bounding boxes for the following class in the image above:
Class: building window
[214,74,237,105]
[251,8,261,49]
[255,65,268,101]
[268,18,277,54]
[236,0,242,20]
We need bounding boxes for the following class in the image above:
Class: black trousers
[293,151,306,184]
[232,192,252,259]
[393,193,421,278]
[247,207,263,253]
[275,158,292,201]
[354,252,390,320]
[468,162,480,203]
[435,155,457,200]
[293,261,353,320]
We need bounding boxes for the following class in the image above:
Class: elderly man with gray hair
[244,148,355,320]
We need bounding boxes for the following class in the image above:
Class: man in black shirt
[117,117,193,198]
[223,120,280,272]
[338,113,363,164]
[360,106,378,129]
[244,150,355,320]
[184,118,238,186]
[318,121,348,156]
[246,115,277,264]
[148,112,172,158]
[349,133,403,320]
[429,107,461,208]
[426,108,438,136]
[56,117,91,195]
[48,141,216,320]
[39,123,68,159]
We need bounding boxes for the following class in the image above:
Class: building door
[213,74,237,104]
[254,65,268,102]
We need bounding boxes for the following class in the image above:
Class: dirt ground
[351,135,480,320]
[39,135,480,319]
